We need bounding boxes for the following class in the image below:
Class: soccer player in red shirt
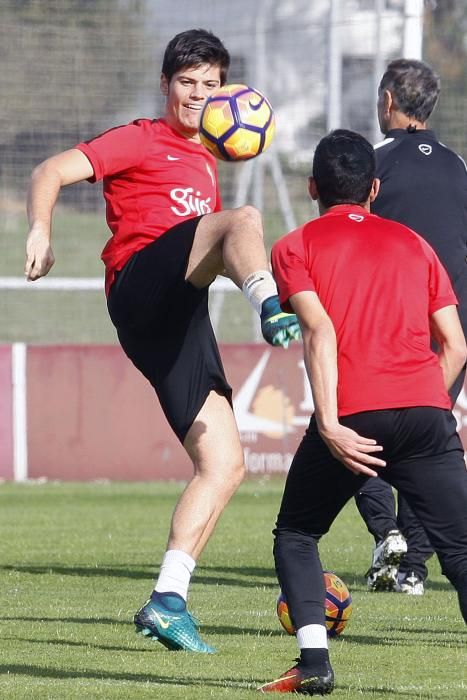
[258,130,467,694]
[24,28,299,654]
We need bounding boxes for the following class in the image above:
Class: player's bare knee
[234,205,263,236]
[232,458,246,488]
[217,457,246,495]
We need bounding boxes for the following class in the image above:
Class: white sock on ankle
[296,624,328,649]
[241,270,278,315]
[154,549,196,601]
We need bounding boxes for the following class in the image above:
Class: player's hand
[25,226,55,281]
[318,422,386,477]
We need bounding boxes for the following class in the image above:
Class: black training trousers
[354,477,434,579]
[354,367,466,580]
[274,407,467,629]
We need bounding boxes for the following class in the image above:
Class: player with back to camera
[258,130,467,695]
[356,59,467,597]
[24,28,300,654]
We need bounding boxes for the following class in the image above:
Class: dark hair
[312,130,375,209]
[379,58,440,123]
[162,29,230,85]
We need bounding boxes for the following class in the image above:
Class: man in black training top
[356,58,467,596]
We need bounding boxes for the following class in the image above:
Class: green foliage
[0,0,153,196]
[425,1,467,160]
[1,480,465,699]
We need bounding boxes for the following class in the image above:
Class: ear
[160,73,169,96]
[369,177,380,203]
[383,89,393,116]
[308,176,319,201]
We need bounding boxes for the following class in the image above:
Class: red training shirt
[76,118,222,294]
[272,204,457,415]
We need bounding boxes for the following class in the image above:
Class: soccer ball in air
[199,84,275,161]
[276,571,352,638]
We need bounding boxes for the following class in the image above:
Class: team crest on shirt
[419,144,432,156]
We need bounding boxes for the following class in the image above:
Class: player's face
[161,64,222,141]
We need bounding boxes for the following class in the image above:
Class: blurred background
[1,0,466,344]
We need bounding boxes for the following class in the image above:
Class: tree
[424,0,467,159]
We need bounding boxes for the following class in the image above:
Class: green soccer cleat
[134,593,216,653]
[261,296,302,349]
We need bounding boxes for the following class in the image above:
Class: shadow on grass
[4,563,455,592]
[5,620,285,639]
[338,630,466,648]
[2,616,128,626]
[0,663,261,689]
[336,686,418,696]
[0,664,445,696]
[1,563,278,588]
[7,636,146,653]
[8,621,464,645]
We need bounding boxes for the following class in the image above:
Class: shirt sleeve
[271,229,315,313]
[420,237,459,314]
[75,120,149,183]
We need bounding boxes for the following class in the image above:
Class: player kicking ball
[24,28,300,654]
[258,130,467,693]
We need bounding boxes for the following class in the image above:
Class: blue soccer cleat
[260,296,301,349]
[134,592,216,653]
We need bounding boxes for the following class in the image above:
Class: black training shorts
[107,216,232,443]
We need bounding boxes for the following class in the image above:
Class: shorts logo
[419,144,432,156]
[167,155,180,161]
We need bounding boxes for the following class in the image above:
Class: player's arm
[430,305,467,391]
[289,290,385,476]
[25,149,94,281]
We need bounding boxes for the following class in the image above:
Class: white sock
[296,624,328,649]
[154,549,196,601]
[241,270,278,315]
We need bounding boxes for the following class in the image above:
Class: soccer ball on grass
[277,571,352,638]
[199,84,275,161]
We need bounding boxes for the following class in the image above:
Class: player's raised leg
[134,390,245,652]
[186,206,301,348]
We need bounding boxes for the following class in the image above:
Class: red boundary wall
[0,346,13,479]
[1,344,467,480]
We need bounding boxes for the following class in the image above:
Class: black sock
[300,648,330,671]
[150,590,186,612]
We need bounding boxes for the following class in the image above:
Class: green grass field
[0,479,465,699]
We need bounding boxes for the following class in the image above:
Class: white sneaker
[396,571,425,596]
[366,529,407,591]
